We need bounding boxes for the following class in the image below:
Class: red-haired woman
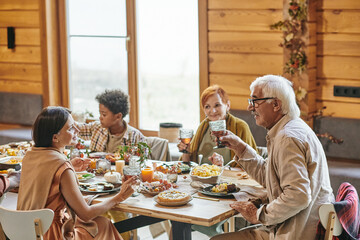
[178,85,257,166]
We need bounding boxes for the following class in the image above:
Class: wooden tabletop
[92,167,262,227]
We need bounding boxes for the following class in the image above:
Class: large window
[66,0,199,131]
[67,0,128,118]
[136,0,199,130]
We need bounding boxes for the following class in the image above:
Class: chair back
[145,137,170,161]
[0,206,54,240]
[319,203,343,240]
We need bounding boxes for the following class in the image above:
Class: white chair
[0,206,54,240]
[319,203,343,240]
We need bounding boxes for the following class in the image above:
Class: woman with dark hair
[17,106,136,239]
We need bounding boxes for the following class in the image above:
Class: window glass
[68,37,128,118]
[136,0,200,130]
[68,0,126,36]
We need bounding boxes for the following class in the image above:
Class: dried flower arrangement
[270,0,308,75]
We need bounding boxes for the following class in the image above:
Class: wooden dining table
[89,164,263,239]
[1,158,264,240]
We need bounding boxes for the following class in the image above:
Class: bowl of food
[190,164,223,184]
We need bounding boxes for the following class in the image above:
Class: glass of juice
[141,167,154,183]
[179,128,194,153]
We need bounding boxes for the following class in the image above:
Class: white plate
[0,156,23,164]
[141,188,161,196]
[88,152,107,158]
[76,172,95,182]
[154,195,193,206]
[79,182,121,193]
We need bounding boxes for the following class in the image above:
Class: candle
[141,167,154,183]
[115,160,125,175]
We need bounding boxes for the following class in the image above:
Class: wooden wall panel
[317,56,360,79]
[0,80,42,94]
[0,28,40,46]
[317,11,360,34]
[208,9,282,32]
[317,79,360,104]
[318,101,360,119]
[208,0,282,9]
[228,95,250,110]
[209,53,283,75]
[209,73,257,96]
[209,32,282,54]
[0,0,43,107]
[307,45,317,69]
[300,90,317,114]
[203,0,283,113]
[0,0,38,10]
[0,11,39,27]
[317,34,360,57]
[320,0,360,10]
[0,63,42,81]
[317,0,360,120]
[0,46,41,63]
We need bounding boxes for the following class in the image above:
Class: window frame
[52,0,207,136]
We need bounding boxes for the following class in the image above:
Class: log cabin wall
[0,0,359,125]
[0,0,43,96]
[0,0,45,130]
[202,0,283,110]
[316,0,360,119]
[200,0,360,120]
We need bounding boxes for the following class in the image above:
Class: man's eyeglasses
[248,97,275,108]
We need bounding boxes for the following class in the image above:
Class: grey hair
[249,75,300,118]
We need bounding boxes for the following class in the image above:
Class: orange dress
[44,163,122,240]
[17,147,122,240]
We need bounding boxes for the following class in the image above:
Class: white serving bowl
[190,164,223,184]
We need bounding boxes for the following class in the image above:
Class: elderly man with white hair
[211,75,334,240]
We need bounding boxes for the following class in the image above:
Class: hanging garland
[270,0,308,75]
[269,1,343,145]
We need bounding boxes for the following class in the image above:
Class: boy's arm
[75,122,94,141]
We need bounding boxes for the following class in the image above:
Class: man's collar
[267,115,293,139]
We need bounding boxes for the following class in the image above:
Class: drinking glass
[209,120,226,148]
[141,167,154,183]
[123,156,141,196]
[179,128,194,153]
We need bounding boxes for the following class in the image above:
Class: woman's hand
[219,130,247,155]
[114,176,136,203]
[230,201,260,224]
[71,157,91,171]
[177,141,190,153]
[7,171,21,191]
[208,152,224,166]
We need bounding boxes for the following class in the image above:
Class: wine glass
[209,120,226,149]
[179,128,194,153]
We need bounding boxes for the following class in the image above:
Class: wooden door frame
[39,0,69,107]
[198,0,209,122]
